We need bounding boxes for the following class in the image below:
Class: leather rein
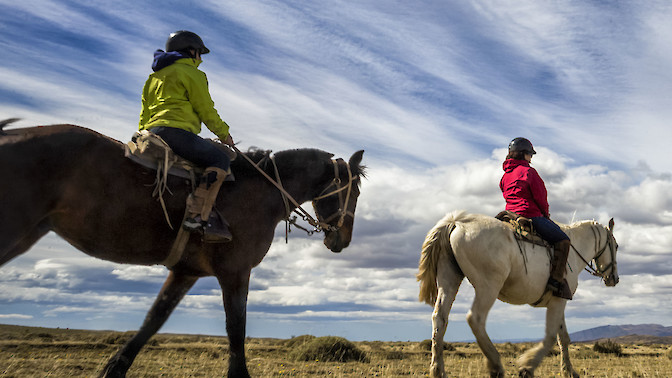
[233,146,357,241]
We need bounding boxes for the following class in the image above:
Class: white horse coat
[417,211,618,378]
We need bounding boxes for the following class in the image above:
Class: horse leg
[430,255,464,378]
[557,314,580,378]
[466,288,504,378]
[0,221,50,266]
[100,271,198,378]
[517,298,567,377]
[217,270,251,378]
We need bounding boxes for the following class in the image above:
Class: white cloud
[1,1,672,341]
[111,266,168,282]
[0,314,33,319]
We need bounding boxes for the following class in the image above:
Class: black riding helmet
[166,30,210,55]
[508,137,536,155]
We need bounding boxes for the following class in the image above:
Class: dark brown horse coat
[0,122,365,377]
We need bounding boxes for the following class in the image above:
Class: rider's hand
[222,134,234,146]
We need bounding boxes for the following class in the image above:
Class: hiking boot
[182,167,233,243]
[182,214,232,243]
[549,239,572,300]
[547,277,573,300]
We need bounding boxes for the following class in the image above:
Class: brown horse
[0,120,365,377]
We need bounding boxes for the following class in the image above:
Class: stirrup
[203,214,232,243]
[547,278,573,300]
[202,221,232,243]
[183,214,232,243]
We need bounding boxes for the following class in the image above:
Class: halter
[571,224,618,281]
[234,146,358,239]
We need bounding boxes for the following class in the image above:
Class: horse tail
[0,118,20,134]
[417,211,464,305]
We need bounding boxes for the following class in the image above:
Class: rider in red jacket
[500,158,549,219]
[500,138,573,300]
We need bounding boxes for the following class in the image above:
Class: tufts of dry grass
[2,324,672,377]
[593,339,624,356]
[288,336,369,363]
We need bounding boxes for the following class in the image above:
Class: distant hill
[570,324,672,342]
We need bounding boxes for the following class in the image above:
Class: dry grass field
[1,324,671,377]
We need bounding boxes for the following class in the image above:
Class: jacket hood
[502,158,529,173]
[151,50,200,72]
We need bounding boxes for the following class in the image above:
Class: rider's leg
[148,127,232,243]
[549,239,572,299]
[531,217,572,299]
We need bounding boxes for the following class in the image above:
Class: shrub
[419,339,455,351]
[593,339,623,356]
[289,336,369,363]
[666,346,672,360]
[102,333,131,345]
[284,334,316,349]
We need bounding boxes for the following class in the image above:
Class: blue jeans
[149,126,230,170]
[531,217,569,244]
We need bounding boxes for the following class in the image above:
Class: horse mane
[229,148,333,180]
[275,148,367,182]
[564,219,599,231]
[231,147,366,185]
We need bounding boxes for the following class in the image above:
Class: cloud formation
[1,0,671,341]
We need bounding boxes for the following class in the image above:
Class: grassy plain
[1,324,671,377]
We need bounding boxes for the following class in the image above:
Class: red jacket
[500,159,549,218]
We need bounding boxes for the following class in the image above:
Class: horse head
[312,150,365,253]
[593,218,619,287]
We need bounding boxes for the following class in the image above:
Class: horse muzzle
[324,229,350,253]
[604,274,619,287]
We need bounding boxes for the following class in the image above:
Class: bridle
[572,224,618,281]
[234,146,358,240]
[311,158,356,232]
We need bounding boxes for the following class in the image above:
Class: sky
[1,0,671,343]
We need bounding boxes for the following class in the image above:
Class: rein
[233,146,356,240]
[571,224,617,280]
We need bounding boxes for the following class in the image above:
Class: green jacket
[139,57,230,140]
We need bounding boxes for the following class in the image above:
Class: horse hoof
[100,355,131,378]
[430,366,445,378]
[519,368,534,378]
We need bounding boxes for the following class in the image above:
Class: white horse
[417,211,618,378]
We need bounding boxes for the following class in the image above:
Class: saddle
[494,210,549,247]
[124,130,236,181]
[124,130,235,228]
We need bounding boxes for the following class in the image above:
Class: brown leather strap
[162,211,191,268]
[199,167,229,220]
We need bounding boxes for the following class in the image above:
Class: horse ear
[349,150,364,167]
[608,218,615,231]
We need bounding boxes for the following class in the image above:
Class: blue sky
[1,0,671,342]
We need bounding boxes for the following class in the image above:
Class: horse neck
[567,221,603,267]
[271,150,331,207]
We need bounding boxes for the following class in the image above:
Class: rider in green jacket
[139,30,234,243]
[139,48,231,141]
